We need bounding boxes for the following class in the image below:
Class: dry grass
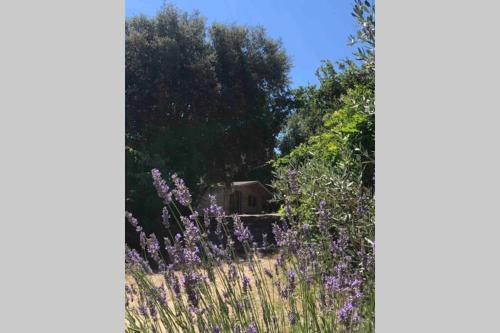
[125,255,292,332]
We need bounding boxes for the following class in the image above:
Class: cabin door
[229,190,242,214]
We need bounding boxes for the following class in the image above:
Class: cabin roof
[231,181,262,186]
[230,180,272,196]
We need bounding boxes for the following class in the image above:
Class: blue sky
[126,0,358,88]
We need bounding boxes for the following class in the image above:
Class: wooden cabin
[196,181,272,214]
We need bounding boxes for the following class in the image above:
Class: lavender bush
[125,168,374,332]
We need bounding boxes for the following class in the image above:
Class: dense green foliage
[272,155,374,242]
[268,1,375,327]
[277,61,374,157]
[126,5,292,228]
[271,0,375,257]
[274,0,374,188]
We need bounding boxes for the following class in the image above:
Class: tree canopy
[126,5,292,227]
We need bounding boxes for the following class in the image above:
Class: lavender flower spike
[338,300,354,324]
[227,263,237,281]
[263,267,273,278]
[242,274,251,293]
[233,215,252,243]
[244,322,257,333]
[161,206,170,229]
[146,234,160,256]
[287,269,296,292]
[125,211,138,228]
[287,168,299,194]
[151,169,172,204]
[171,173,192,206]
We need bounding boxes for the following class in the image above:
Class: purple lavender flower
[148,300,158,320]
[277,281,288,299]
[276,249,285,269]
[287,269,296,292]
[236,302,244,311]
[161,206,170,229]
[138,302,149,317]
[182,246,201,266]
[337,299,354,324]
[244,322,257,333]
[263,267,273,278]
[228,263,237,281]
[181,216,201,245]
[170,275,181,299]
[125,285,134,306]
[233,215,252,243]
[332,232,349,259]
[284,198,295,224]
[316,200,331,234]
[125,211,139,228]
[298,263,312,283]
[125,247,152,273]
[157,284,167,306]
[242,274,251,293]
[189,211,199,222]
[354,286,363,299]
[272,223,298,251]
[272,223,286,246]
[171,173,192,206]
[208,241,228,263]
[203,208,211,228]
[287,169,299,195]
[288,311,297,326]
[151,169,172,204]
[139,231,147,250]
[334,261,349,279]
[125,212,145,234]
[146,234,160,255]
[212,325,221,333]
[165,234,183,266]
[178,217,201,265]
[207,194,226,236]
[208,194,225,220]
[183,271,202,308]
[325,275,340,294]
[145,235,164,268]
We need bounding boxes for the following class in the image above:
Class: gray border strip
[377,0,500,331]
[0,1,124,331]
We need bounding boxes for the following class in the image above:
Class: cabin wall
[225,187,265,214]
[240,187,263,214]
[198,184,270,215]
